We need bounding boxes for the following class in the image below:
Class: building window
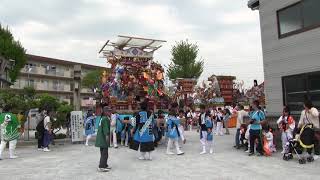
[282,71,320,115]
[277,0,320,38]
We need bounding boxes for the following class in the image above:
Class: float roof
[99,35,166,53]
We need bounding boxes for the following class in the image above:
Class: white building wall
[259,0,320,115]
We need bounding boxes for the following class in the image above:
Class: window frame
[277,0,320,39]
[282,71,320,115]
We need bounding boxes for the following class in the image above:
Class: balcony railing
[22,67,71,78]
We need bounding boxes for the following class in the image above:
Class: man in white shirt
[234,105,248,149]
[43,110,52,152]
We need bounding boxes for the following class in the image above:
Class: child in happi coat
[206,111,214,154]
[166,108,184,155]
[84,110,96,146]
[178,110,186,144]
[200,111,214,155]
[130,101,156,160]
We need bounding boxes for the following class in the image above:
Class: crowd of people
[92,99,319,172]
[0,99,319,172]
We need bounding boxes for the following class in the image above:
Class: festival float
[193,75,236,106]
[245,80,266,106]
[98,35,169,113]
[174,78,197,108]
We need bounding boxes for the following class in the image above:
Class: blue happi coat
[133,111,155,143]
[115,114,123,133]
[166,115,180,139]
[85,116,95,136]
[205,117,213,141]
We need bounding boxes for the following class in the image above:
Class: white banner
[71,111,84,143]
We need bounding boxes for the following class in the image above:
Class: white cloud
[1,0,264,87]
[220,9,259,25]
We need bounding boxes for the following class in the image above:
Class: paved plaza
[0,129,319,180]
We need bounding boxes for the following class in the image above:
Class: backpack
[36,115,45,132]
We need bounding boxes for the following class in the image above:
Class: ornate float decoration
[99,35,168,112]
[173,78,197,107]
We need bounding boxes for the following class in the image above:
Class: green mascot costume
[0,110,20,160]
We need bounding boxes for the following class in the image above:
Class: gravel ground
[0,129,319,180]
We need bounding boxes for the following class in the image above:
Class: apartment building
[11,54,106,109]
[248,0,320,115]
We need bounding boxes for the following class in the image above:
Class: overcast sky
[0,0,263,88]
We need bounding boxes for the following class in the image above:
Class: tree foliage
[54,102,73,129]
[0,24,27,82]
[82,69,105,90]
[167,40,204,80]
[37,93,60,112]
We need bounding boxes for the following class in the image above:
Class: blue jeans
[235,128,240,147]
[249,129,262,154]
[43,130,52,148]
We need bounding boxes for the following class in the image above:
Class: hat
[4,114,12,122]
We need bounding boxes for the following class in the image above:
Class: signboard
[71,111,84,143]
[113,47,154,58]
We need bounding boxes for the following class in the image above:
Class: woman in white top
[298,101,319,160]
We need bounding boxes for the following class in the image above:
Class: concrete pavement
[0,129,319,180]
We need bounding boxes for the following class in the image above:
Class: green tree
[37,93,60,112]
[82,69,105,91]
[22,86,38,111]
[167,40,204,80]
[54,102,73,130]
[0,24,27,82]
[0,89,24,113]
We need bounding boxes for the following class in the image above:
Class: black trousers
[99,148,109,168]
[249,129,263,154]
[314,130,320,155]
[37,131,44,148]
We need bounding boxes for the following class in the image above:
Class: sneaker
[43,148,51,152]
[97,168,109,172]
[313,155,319,160]
[200,151,206,155]
[177,151,185,155]
[105,166,112,170]
[166,151,175,155]
[37,148,43,151]
[248,152,255,156]
[138,156,146,160]
[209,149,214,154]
[9,155,18,159]
[147,155,153,161]
[245,149,250,153]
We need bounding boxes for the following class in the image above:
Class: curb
[17,138,72,147]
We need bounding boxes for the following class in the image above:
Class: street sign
[71,111,84,143]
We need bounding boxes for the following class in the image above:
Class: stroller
[283,124,315,164]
